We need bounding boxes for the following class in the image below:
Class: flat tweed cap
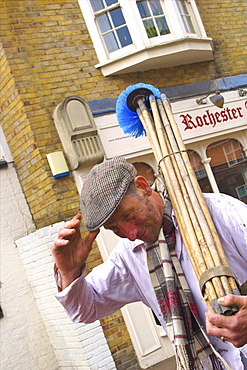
[80,156,137,231]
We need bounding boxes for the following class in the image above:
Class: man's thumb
[86,230,100,244]
[218,294,243,308]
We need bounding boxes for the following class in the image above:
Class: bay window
[79,0,213,76]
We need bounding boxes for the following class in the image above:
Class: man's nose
[120,224,138,241]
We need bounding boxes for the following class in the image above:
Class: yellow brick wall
[196,0,247,76]
[0,0,246,369]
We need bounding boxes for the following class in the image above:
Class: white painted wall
[0,163,58,370]
[0,162,116,370]
[15,222,116,370]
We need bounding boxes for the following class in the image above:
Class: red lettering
[221,109,228,122]
[206,110,216,127]
[180,104,244,131]
[203,115,209,125]
[226,107,233,120]
[194,116,202,127]
[236,107,243,117]
[180,114,196,130]
[215,111,221,123]
[231,108,238,119]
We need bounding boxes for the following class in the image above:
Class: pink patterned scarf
[146,189,232,370]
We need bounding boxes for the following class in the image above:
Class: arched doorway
[206,138,247,203]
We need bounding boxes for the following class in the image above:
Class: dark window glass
[117,26,132,47]
[137,0,170,38]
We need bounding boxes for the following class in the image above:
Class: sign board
[175,99,247,141]
[95,98,247,158]
[95,114,151,158]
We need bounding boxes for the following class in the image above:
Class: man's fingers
[56,214,82,239]
[218,294,247,309]
[63,215,81,230]
[58,227,76,239]
[54,237,70,247]
[73,213,82,220]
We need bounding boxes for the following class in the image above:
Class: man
[52,156,247,370]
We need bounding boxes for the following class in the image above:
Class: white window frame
[0,126,13,163]
[78,0,213,76]
[236,184,247,200]
[223,140,246,167]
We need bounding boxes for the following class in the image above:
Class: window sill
[95,36,214,76]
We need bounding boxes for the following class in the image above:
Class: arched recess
[206,138,247,204]
[188,149,213,193]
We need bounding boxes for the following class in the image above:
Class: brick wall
[0,25,81,229]
[196,0,247,76]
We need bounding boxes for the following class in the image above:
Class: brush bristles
[116,83,161,138]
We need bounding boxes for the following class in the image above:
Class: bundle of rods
[132,91,240,315]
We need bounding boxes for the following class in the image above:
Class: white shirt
[55,193,247,370]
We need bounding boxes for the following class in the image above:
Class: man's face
[103,181,164,244]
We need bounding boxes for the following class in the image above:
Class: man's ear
[134,176,152,196]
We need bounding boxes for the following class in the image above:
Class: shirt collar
[131,239,145,252]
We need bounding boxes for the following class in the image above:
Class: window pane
[90,0,104,12]
[103,31,119,52]
[156,17,170,35]
[110,7,125,27]
[176,0,187,13]
[90,0,118,12]
[150,0,163,16]
[183,17,195,33]
[97,13,112,33]
[176,0,195,33]
[143,19,158,37]
[137,1,151,18]
[116,26,133,47]
[137,0,170,38]
[106,0,118,6]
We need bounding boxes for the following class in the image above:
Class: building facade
[0,0,246,369]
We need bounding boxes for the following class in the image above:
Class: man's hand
[206,294,247,348]
[51,214,99,290]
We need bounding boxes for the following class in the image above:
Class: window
[90,0,132,53]
[175,0,195,34]
[79,0,213,75]
[236,184,247,200]
[222,140,246,167]
[206,139,247,203]
[137,0,170,38]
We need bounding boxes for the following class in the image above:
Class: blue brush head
[116,83,161,138]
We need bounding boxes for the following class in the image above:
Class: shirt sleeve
[204,193,247,286]
[54,241,142,323]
